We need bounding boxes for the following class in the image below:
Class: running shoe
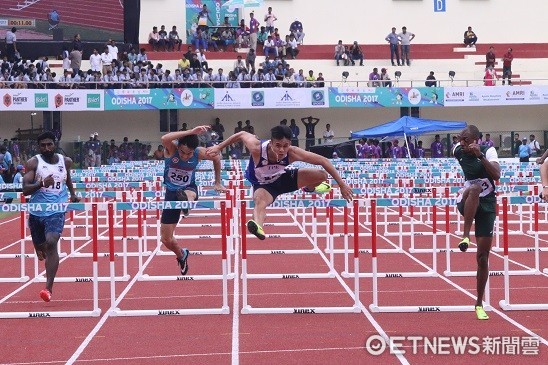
[475,306,489,320]
[177,248,190,275]
[247,220,266,240]
[314,181,331,194]
[176,189,189,217]
[458,237,470,252]
[39,289,51,302]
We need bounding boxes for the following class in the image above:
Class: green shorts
[457,199,496,237]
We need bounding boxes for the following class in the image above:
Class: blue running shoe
[178,248,190,275]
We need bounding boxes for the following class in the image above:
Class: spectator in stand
[61,46,70,72]
[528,134,541,157]
[148,26,161,51]
[249,12,260,52]
[518,139,531,163]
[483,65,497,86]
[398,26,415,66]
[257,26,268,48]
[431,134,444,158]
[264,7,277,34]
[334,40,345,66]
[152,145,164,160]
[356,139,368,159]
[169,26,183,52]
[391,139,403,158]
[233,55,247,75]
[385,27,401,66]
[263,35,277,57]
[502,48,513,86]
[316,72,325,87]
[211,118,225,142]
[368,68,380,87]
[178,54,190,71]
[305,70,316,87]
[289,119,300,147]
[236,21,250,49]
[485,46,496,69]
[13,164,24,185]
[415,141,425,158]
[380,68,392,87]
[197,4,213,31]
[100,46,113,76]
[192,28,208,51]
[69,47,82,76]
[482,133,495,148]
[289,18,305,44]
[302,116,320,150]
[371,139,381,158]
[350,41,364,66]
[107,39,119,61]
[243,120,255,136]
[5,27,18,63]
[425,71,437,87]
[323,124,334,144]
[286,34,299,59]
[246,48,256,72]
[513,133,521,157]
[137,48,148,63]
[463,26,478,47]
[72,33,83,52]
[221,27,235,52]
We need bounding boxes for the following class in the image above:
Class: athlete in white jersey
[207,125,353,240]
[23,131,79,302]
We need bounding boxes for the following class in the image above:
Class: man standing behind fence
[453,125,500,320]
[23,131,79,302]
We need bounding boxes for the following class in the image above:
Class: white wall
[2,105,546,148]
[140,0,547,45]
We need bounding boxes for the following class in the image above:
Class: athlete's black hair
[37,131,56,143]
[178,134,199,149]
[270,125,292,140]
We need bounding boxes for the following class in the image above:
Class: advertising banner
[328,87,444,107]
[185,0,238,40]
[0,90,103,111]
[104,88,214,110]
[214,88,329,109]
[443,86,548,106]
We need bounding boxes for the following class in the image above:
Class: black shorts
[160,184,198,224]
[28,213,66,245]
[457,199,496,237]
[253,169,299,201]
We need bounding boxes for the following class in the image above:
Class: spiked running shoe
[475,306,489,320]
[176,189,189,216]
[39,289,51,302]
[314,181,331,194]
[178,248,190,275]
[458,237,470,252]
[247,220,266,240]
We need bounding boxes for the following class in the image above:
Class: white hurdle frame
[368,200,491,314]
[499,197,548,311]
[109,201,230,317]
[0,197,30,283]
[0,204,102,318]
[241,200,361,314]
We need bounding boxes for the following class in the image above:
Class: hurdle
[241,199,361,314]
[0,194,30,283]
[109,201,230,316]
[499,196,548,311]
[0,203,101,318]
[368,197,491,314]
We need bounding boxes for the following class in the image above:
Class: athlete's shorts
[161,184,198,224]
[28,213,66,245]
[457,199,496,237]
[253,169,299,201]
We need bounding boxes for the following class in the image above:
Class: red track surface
[0,0,123,32]
[0,201,547,364]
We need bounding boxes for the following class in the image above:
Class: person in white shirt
[89,49,101,72]
[100,47,113,76]
[58,70,72,89]
[264,7,277,34]
[528,134,541,157]
[294,69,305,87]
[323,124,335,143]
[107,40,119,61]
[286,34,299,59]
[263,35,277,57]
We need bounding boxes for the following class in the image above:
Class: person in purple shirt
[403,136,415,158]
[371,139,381,158]
[356,138,369,158]
[430,134,444,158]
[391,139,403,158]
[481,133,495,148]
[415,140,425,158]
[249,12,260,53]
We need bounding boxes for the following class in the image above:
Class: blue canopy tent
[350,116,467,158]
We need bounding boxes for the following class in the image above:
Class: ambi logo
[35,93,48,108]
[87,94,101,108]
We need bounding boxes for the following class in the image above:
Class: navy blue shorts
[161,184,198,224]
[28,213,66,245]
[253,169,299,201]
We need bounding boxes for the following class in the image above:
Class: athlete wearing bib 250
[454,125,501,320]
[23,131,79,303]
[206,125,353,241]
[160,126,226,276]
